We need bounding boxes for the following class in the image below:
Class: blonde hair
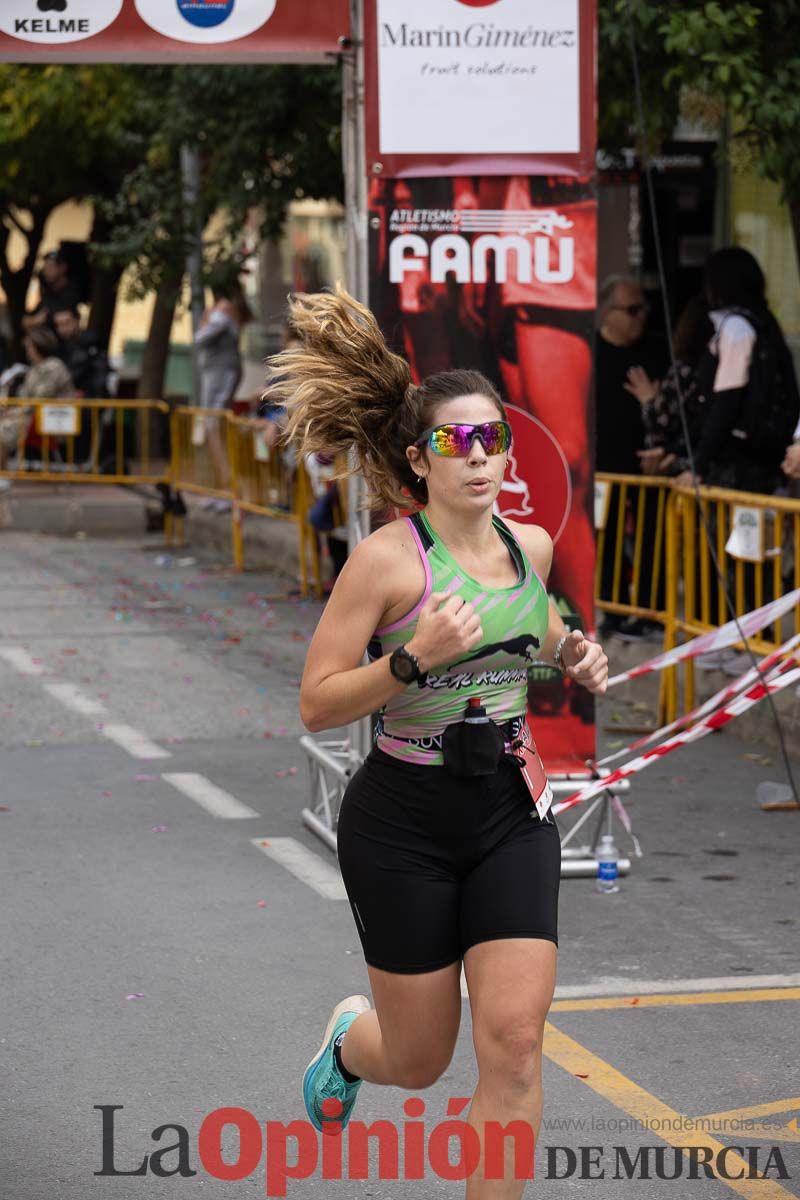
[264,285,505,510]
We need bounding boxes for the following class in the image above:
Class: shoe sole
[302,994,371,1131]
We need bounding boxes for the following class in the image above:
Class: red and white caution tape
[597,633,800,768]
[606,586,800,687]
[554,660,800,815]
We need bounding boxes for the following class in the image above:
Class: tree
[599,1,800,275]
[97,63,344,397]
[0,65,148,356]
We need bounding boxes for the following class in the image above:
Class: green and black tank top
[367,509,550,766]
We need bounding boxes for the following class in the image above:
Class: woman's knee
[474,1018,544,1089]
[390,1051,453,1091]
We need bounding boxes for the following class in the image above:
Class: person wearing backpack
[676,247,800,495]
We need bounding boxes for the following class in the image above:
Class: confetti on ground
[626,998,641,1006]
[151,826,169,833]
[275,767,298,779]
[125,993,145,1000]
[135,774,157,782]
[575,1073,589,1079]
[256,900,267,908]
[102,791,112,798]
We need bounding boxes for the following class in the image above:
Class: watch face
[392,651,415,681]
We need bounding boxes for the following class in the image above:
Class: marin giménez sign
[0,0,349,62]
[377,0,580,156]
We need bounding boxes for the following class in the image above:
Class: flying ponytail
[264,284,506,510]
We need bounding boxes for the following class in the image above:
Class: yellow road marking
[550,987,800,1013]
[543,1021,795,1199]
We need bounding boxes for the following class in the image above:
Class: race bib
[514,727,553,821]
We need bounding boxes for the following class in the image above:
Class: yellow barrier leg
[296,519,308,599]
[232,505,244,572]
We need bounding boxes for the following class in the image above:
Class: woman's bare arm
[299,534,429,733]
[509,520,608,694]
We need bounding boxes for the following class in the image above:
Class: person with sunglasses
[265,285,608,1195]
[595,275,669,639]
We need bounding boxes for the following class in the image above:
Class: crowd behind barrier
[3,397,800,720]
[595,472,800,724]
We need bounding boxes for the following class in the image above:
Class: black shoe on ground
[599,614,626,638]
[616,618,663,644]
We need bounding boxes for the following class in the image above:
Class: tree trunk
[137,268,183,401]
[0,203,52,360]
[86,210,123,350]
[788,191,800,305]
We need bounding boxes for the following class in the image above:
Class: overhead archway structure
[4,1,609,875]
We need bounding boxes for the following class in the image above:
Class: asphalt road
[1,529,798,1200]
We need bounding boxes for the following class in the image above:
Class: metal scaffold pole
[301,0,371,851]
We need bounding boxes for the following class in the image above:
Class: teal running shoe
[302,994,371,1133]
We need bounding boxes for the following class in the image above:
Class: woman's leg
[339,960,462,1088]
[462,938,557,1198]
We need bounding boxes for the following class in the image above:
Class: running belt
[367,509,549,766]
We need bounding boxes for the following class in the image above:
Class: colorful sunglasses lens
[428,422,511,456]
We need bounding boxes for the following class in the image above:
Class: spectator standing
[0,328,74,486]
[53,308,109,399]
[53,307,111,466]
[194,286,253,512]
[595,275,669,637]
[22,250,83,333]
[624,293,713,477]
[678,247,800,495]
[595,275,669,475]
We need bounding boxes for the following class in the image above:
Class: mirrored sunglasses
[414,420,513,457]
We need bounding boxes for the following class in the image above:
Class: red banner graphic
[0,0,349,63]
[369,174,598,771]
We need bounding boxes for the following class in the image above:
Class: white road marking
[251,836,348,900]
[551,972,800,999]
[0,646,45,676]
[460,970,800,1003]
[43,682,107,716]
[102,724,172,760]
[163,773,259,819]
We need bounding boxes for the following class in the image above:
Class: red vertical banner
[365,0,597,771]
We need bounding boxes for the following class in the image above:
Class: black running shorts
[336,746,561,975]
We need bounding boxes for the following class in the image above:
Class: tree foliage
[599,1,800,261]
[0,64,146,348]
[0,62,343,357]
[98,64,343,301]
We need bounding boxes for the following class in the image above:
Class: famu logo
[388,209,575,286]
[176,0,235,30]
[135,0,276,44]
[3,0,123,43]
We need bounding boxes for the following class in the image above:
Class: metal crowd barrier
[663,482,800,719]
[170,406,332,597]
[0,397,170,485]
[594,471,673,629]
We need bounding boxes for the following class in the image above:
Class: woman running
[269,286,608,1196]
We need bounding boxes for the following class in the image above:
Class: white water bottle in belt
[595,834,620,894]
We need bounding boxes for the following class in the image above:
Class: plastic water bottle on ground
[596,834,620,893]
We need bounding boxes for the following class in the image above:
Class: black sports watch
[389,644,427,686]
